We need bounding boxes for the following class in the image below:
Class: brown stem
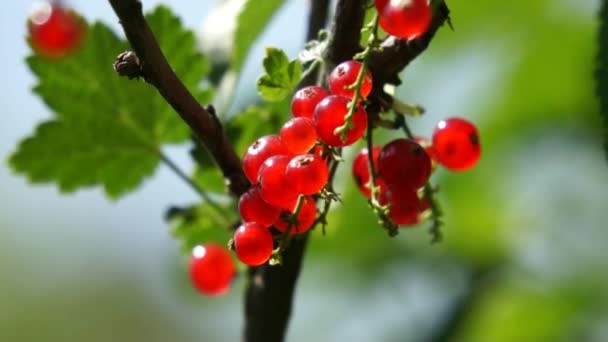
[325,0,367,65]
[108,0,249,197]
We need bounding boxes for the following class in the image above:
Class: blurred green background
[1,0,606,341]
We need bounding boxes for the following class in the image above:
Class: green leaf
[190,139,225,193]
[256,47,302,102]
[597,0,608,159]
[232,0,285,72]
[170,203,235,253]
[10,6,212,198]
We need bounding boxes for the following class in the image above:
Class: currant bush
[328,60,373,99]
[314,95,368,147]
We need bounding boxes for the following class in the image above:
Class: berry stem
[270,195,306,265]
[160,152,230,221]
[394,115,443,242]
[313,150,342,234]
[365,116,399,236]
[334,13,381,141]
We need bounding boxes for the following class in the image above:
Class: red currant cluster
[28,2,85,58]
[374,0,432,40]
[232,60,373,268]
[352,117,481,226]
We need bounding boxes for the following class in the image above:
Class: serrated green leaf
[232,0,285,71]
[597,0,608,159]
[9,120,158,198]
[11,6,213,198]
[256,47,302,102]
[171,203,235,253]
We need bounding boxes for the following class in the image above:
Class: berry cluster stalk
[334,13,380,141]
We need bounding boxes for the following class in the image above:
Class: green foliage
[596,0,608,158]
[170,203,235,253]
[10,6,212,198]
[232,0,285,72]
[256,47,302,102]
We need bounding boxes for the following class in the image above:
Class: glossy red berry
[352,147,389,198]
[432,117,481,171]
[243,135,288,184]
[234,222,274,266]
[189,244,236,296]
[379,188,422,226]
[280,118,318,155]
[328,61,373,99]
[314,95,368,147]
[28,3,85,58]
[274,196,317,234]
[238,187,281,227]
[291,86,329,119]
[285,154,329,195]
[374,0,432,40]
[258,155,300,210]
[414,136,438,171]
[377,138,431,190]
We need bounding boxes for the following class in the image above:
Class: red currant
[379,188,422,226]
[377,138,431,190]
[432,117,481,171]
[328,61,373,99]
[28,3,85,58]
[274,196,317,234]
[189,244,236,296]
[314,95,368,147]
[414,136,438,171]
[238,187,281,227]
[353,147,381,198]
[280,118,318,155]
[374,0,432,40]
[243,135,288,184]
[285,154,329,195]
[258,155,300,210]
[291,86,329,119]
[234,222,274,266]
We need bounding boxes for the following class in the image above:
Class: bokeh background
[1,0,606,341]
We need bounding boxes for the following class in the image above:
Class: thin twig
[159,152,229,220]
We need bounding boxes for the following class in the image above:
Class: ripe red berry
[291,86,329,119]
[432,117,481,171]
[258,155,300,210]
[274,196,317,234]
[328,61,373,99]
[414,136,438,171]
[234,222,274,266]
[374,0,432,40]
[243,135,289,184]
[280,118,318,155]
[189,244,236,296]
[314,95,368,147]
[238,187,281,227]
[379,188,422,226]
[28,3,85,58]
[352,147,385,198]
[285,154,329,195]
[377,139,431,190]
